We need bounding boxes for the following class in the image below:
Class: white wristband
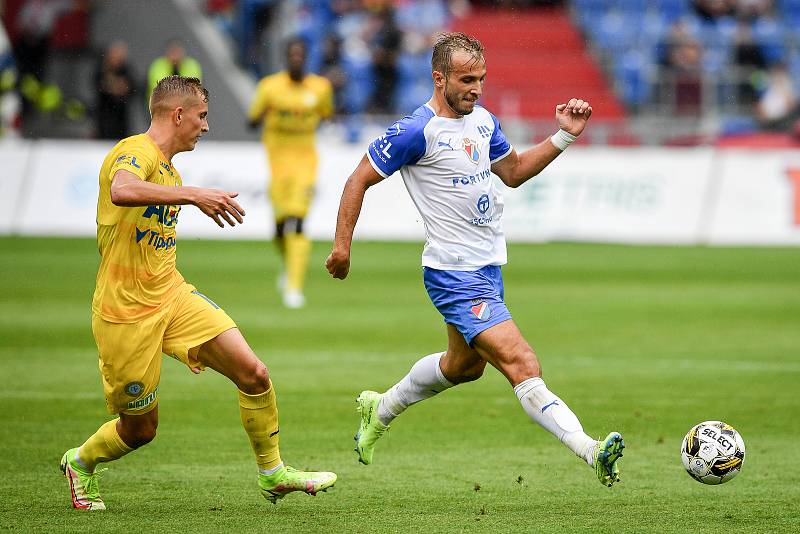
[550,129,577,151]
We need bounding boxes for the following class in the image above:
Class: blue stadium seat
[753,17,788,64]
[596,10,638,53]
[341,57,373,115]
[654,0,688,22]
[395,52,432,115]
[614,49,653,106]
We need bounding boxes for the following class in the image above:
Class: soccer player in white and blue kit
[326,32,624,487]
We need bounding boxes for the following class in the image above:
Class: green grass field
[1,237,799,533]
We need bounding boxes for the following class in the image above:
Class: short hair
[285,36,307,57]
[149,75,209,118]
[431,32,484,76]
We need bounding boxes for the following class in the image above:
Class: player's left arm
[492,98,592,188]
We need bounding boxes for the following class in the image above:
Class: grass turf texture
[0,237,798,533]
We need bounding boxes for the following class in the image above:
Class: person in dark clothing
[367,7,402,114]
[95,41,135,139]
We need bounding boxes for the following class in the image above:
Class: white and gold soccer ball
[681,421,746,485]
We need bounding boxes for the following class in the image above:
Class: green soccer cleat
[258,466,337,504]
[60,448,106,511]
[593,432,625,487]
[354,390,389,465]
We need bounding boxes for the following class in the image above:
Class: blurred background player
[94,40,134,140]
[146,39,202,104]
[326,32,624,487]
[248,37,333,309]
[60,75,335,510]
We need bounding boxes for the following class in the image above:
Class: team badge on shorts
[469,300,491,321]
[124,381,145,397]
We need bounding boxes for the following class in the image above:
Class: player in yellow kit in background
[248,37,333,308]
[60,75,336,511]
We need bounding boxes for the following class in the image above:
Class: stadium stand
[572,0,800,144]
[4,0,800,146]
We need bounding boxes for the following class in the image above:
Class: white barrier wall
[0,140,32,234]
[2,139,800,245]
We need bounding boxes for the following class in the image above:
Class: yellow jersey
[92,134,185,323]
[248,71,333,149]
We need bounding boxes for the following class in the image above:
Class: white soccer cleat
[283,289,305,309]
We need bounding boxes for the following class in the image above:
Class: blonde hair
[149,75,209,118]
[431,32,484,76]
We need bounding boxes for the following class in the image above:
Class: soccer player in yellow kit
[248,38,333,308]
[60,76,336,511]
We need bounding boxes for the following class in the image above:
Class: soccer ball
[681,421,745,485]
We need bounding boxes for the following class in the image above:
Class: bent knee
[237,361,270,394]
[131,428,157,448]
[121,420,157,449]
[449,363,487,384]
[508,347,542,383]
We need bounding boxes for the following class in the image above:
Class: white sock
[259,462,284,477]
[377,352,453,426]
[73,450,89,470]
[514,377,597,465]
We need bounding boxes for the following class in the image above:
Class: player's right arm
[326,113,426,279]
[246,78,271,130]
[325,155,384,280]
[110,170,245,228]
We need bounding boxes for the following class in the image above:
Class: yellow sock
[239,385,282,471]
[284,233,311,291]
[77,419,133,472]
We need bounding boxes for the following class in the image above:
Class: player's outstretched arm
[492,98,592,188]
[326,155,385,280]
[110,170,245,228]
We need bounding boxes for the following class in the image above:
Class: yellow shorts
[91,282,236,415]
[267,147,318,220]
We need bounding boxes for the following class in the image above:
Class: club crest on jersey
[469,300,491,321]
[462,138,480,164]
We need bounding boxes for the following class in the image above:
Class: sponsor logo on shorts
[124,381,144,397]
[126,387,158,410]
[469,300,491,321]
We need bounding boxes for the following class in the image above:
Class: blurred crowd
[206,0,461,116]
[578,0,800,135]
[3,0,800,141]
[1,0,462,138]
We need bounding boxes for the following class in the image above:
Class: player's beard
[445,85,476,116]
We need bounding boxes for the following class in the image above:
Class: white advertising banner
[3,138,800,246]
[706,150,800,245]
[11,139,423,240]
[136,141,423,240]
[0,140,32,234]
[16,140,109,236]
[501,148,714,244]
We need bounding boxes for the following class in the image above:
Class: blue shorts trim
[423,265,512,345]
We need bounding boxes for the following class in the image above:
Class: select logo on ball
[681,420,745,485]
